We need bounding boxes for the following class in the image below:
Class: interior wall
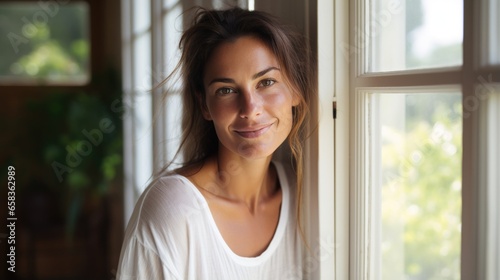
[255,0,308,34]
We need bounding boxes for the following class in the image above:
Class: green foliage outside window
[381,95,462,280]
[0,3,89,84]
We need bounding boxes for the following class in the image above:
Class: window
[0,2,90,85]
[326,0,500,279]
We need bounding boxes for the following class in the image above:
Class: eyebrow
[207,66,280,86]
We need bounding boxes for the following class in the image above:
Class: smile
[234,124,273,139]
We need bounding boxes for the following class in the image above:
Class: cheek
[206,99,237,124]
[265,92,295,132]
[266,90,294,115]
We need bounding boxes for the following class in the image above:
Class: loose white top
[116,161,303,280]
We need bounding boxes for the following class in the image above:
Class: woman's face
[203,35,299,160]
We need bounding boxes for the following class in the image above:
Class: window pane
[133,0,150,34]
[131,16,151,193]
[164,92,183,168]
[163,1,183,91]
[376,93,462,279]
[133,91,153,193]
[0,2,90,84]
[369,0,463,72]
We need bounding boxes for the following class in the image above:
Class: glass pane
[163,1,183,91]
[376,93,462,279]
[0,2,90,84]
[132,26,151,192]
[134,91,153,193]
[133,0,150,34]
[164,92,183,168]
[369,0,463,72]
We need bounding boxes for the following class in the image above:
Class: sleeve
[115,176,192,280]
[116,235,180,280]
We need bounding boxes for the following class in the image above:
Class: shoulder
[125,174,208,239]
[119,175,208,276]
[146,175,204,207]
[142,175,203,212]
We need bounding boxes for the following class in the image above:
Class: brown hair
[161,7,315,227]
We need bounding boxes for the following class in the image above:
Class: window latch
[333,101,337,119]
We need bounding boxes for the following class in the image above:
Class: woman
[117,7,315,280]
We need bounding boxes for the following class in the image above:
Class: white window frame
[311,0,348,279]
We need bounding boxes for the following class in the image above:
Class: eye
[215,87,237,96]
[258,79,276,88]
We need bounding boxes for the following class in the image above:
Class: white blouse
[116,161,304,280]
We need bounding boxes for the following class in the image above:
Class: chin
[233,142,280,160]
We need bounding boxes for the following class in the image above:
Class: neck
[206,149,277,213]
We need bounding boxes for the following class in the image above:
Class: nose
[239,88,262,119]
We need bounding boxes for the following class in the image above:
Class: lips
[234,123,273,138]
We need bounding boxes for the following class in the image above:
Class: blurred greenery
[0,3,89,83]
[381,94,462,280]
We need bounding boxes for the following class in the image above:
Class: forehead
[203,36,280,81]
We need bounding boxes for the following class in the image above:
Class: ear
[197,92,212,120]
